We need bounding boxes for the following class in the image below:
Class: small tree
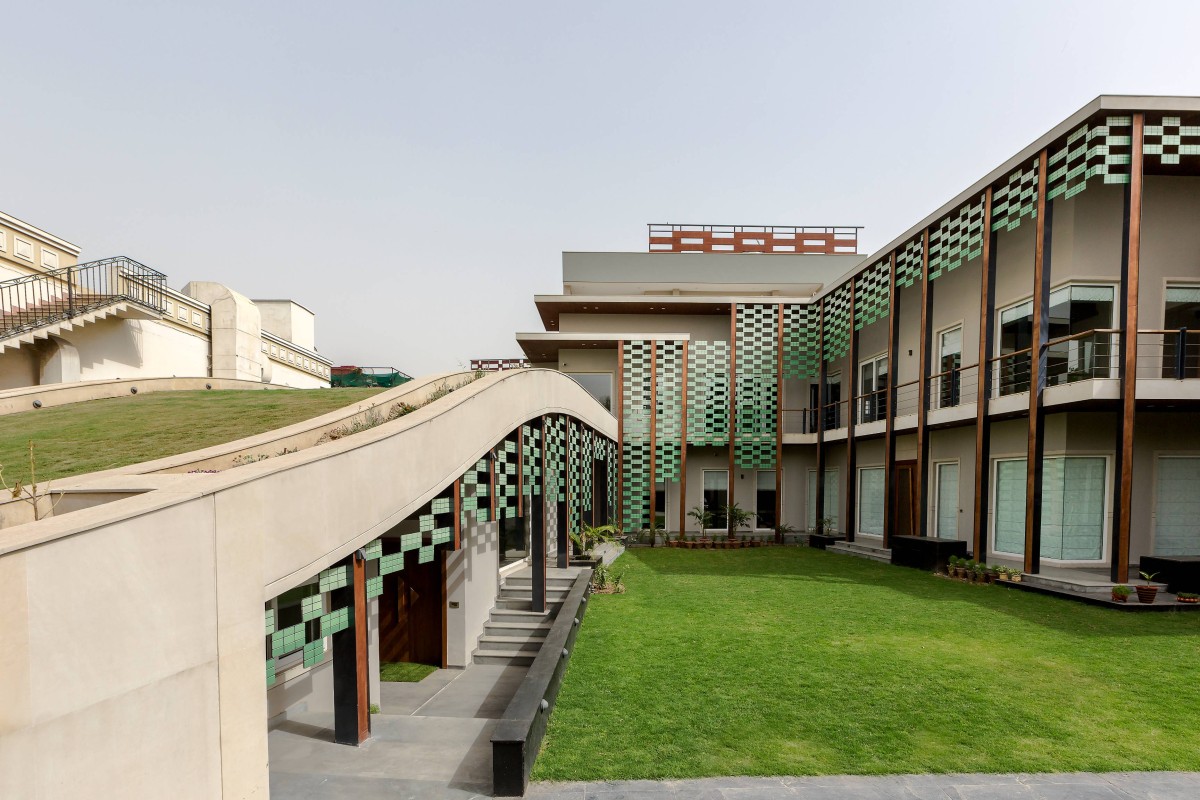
[722,502,754,540]
[1,440,63,522]
[569,523,618,558]
[687,504,713,538]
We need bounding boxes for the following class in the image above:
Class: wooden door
[892,461,918,537]
[379,543,444,667]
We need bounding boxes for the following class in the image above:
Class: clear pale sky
[5,1,1200,376]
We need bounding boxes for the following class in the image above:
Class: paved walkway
[526,772,1200,799]
[268,664,526,799]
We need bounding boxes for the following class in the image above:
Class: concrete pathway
[268,664,526,799]
[526,772,1200,800]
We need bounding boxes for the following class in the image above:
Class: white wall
[267,358,327,389]
[445,519,499,668]
[70,317,210,382]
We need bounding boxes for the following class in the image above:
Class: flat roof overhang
[516,331,692,362]
[533,294,814,330]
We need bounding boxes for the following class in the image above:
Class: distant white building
[0,210,330,389]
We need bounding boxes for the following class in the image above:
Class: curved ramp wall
[0,369,615,800]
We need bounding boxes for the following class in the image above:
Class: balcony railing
[0,257,166,339]
[1136,329,1200,379]
[989,329,1118,398]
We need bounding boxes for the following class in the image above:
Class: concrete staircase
[471,571,576,667]
[827,539,892,563]
[0,299,153,354]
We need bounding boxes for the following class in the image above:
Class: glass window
[858,355,888,423]
[654,481,666,529]
[934,462,959,539]
[999,286,1114,394]
[992,456,1106,561]
[936,328,962,409]
[1163,286,1200,378]
[703,471,728,530]
[824,372,842,430]
[567,373,613,411]
[1155,456,1200,555]
[858,467,885,535]
[756,471,776,529]
[807,468,840,531]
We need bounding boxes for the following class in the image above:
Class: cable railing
[926,363,980,412]
[988,329,1118,398]
[0,257,166,339]
[1135,329,1200,379]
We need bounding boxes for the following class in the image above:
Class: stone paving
[525,772,1200,800]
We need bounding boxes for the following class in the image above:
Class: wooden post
[1024,151,1051,575]
[973,188,997,560]
[680,338,689,539]
[883,253,899,547]
[1113,113,1144,584]
[332,552,369,745]
[649,340,657,538]
[775,304,785,543]
[846,281,858,543]
[729,305,738,538]
[616,340,624,532]
[815,300,827,531]
[916,229,933,538]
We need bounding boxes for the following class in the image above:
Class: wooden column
[1024,151,1052,575]
[728,305,737,538]
[815,300,827,530]
[532,415,547,613]
[332,552,369,746]
[775,304,785,543]
[649,340,657,537]
[680,338,689,539]
[846,281,859,543]
[973,188,997,560]
[915,229,933,538]
[883,253,899,547]
[616,340,624,532]
[1113,113,1144,584]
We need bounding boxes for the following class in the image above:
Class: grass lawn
[0,389,380,482]
[380,662,439,682]
[533,547,1200,780]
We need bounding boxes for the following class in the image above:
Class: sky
[5,1,1200,376]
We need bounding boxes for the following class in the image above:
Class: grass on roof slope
[533,547,1200,781]
[0,388,381,483]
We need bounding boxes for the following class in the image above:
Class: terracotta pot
[1136,585,1159,604]
[1111,592,1129,603]
[1178,597,1199,604]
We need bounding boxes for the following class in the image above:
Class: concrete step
[477,635,546,652]
[1022,573,1168,596]
[473,649,536,667]
[827,541,892,563]
[502,575,576,589]
[488,608,553,624]
[494,597,564,612]
[499,587,570,601]
[483,620,553,638]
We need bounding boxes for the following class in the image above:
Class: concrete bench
[890,535,968,572]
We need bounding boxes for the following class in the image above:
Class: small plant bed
[1177,592,1200,604]
[380,662,438,682]
[945,556,1010,584]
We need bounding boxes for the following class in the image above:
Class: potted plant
[687,505,713,543]
[1111,584,1132,603]
[807,517,843,550]
[774,522,798,545]
[973,562,987,584]
[1010,568,1022,583]
[946,555,959,576]
[996,566,1011,582]
[1136,571,1160,604]
[1176,592,1199,605]
[722,502,755,541]
[569,523,618,565]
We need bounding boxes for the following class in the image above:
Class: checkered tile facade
[822,286,852,363]
[460,457,492,527]
[896,236,924,289]
[1144,114,1200,166]
[522,423,542,497]
[854,260,890,330]
[928,195,985,281]
[991,157,1040,233]
[622,341,652,530]
[568,421,581,534]
[735,304,778,469]
[494,436,518,522]
[1046,116,1132,202]
[686,339,729,444]
[655,339,684,481]
[545,415,567,504]
[782,304,819,379]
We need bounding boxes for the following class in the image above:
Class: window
[41,249,58,269]
[702,471,728,530]
[755,471,776,530]
[1163,286,1200,378]
[823,372,842,430]
[934,462,959,539]
[858,354,888,423]
[567,373,613,411]
[998,285,1114,395]
[993,456,1107,561]
[654,481,666,529]
[858,467,885,535]
[1154,456,1200,555]
[935,327,962,409]
[807,468,840,531]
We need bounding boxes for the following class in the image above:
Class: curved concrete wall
[0,369,615,799]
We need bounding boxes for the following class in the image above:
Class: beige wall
[67,317,211,382]
[559,312,730,341]
[256,301,316,351]
[1141,175,1200,327]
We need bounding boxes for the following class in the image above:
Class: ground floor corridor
[268,664,526,799]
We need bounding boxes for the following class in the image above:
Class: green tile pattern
[655,339,684,481]
[782,304,819,380]
[896,236,924,289]
[1144,114,1200,165]
[301,594,323,622]
[568,420,581,534]
[545,415,567,504]
[319,565,350,593]
[822,286,852,363]
[522,423,542,497]
[494,436,518,522]
[320,606,351,637]
[607,438,618,517]
[1047,116,1131,201]
[686,339,730,444]
[401,532,421,551]
[266,658,276,687]
[735,304,778,469]
[461,457,492,525]
[928,196,985,281]
[991,157,1040,233]
[418,545,434,564]
[366,575,383,599]
[379,551,404,575]
[272,623,305,657]
[303,639,324,668]
[854,260,890,330]
[622,342,652,530]
[579,425,594,519]
[265,608,276,636]
[362,539,382,561]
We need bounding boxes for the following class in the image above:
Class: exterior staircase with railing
[0,257,166,353]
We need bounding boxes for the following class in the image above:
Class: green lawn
[380,662,439,682]
[534,547,1200,780]
[0,389,381,482]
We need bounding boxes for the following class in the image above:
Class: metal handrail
[0,256,166,339]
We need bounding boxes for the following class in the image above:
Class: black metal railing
[0,257,166,339]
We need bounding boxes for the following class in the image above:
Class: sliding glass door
[992,456,1107,561]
